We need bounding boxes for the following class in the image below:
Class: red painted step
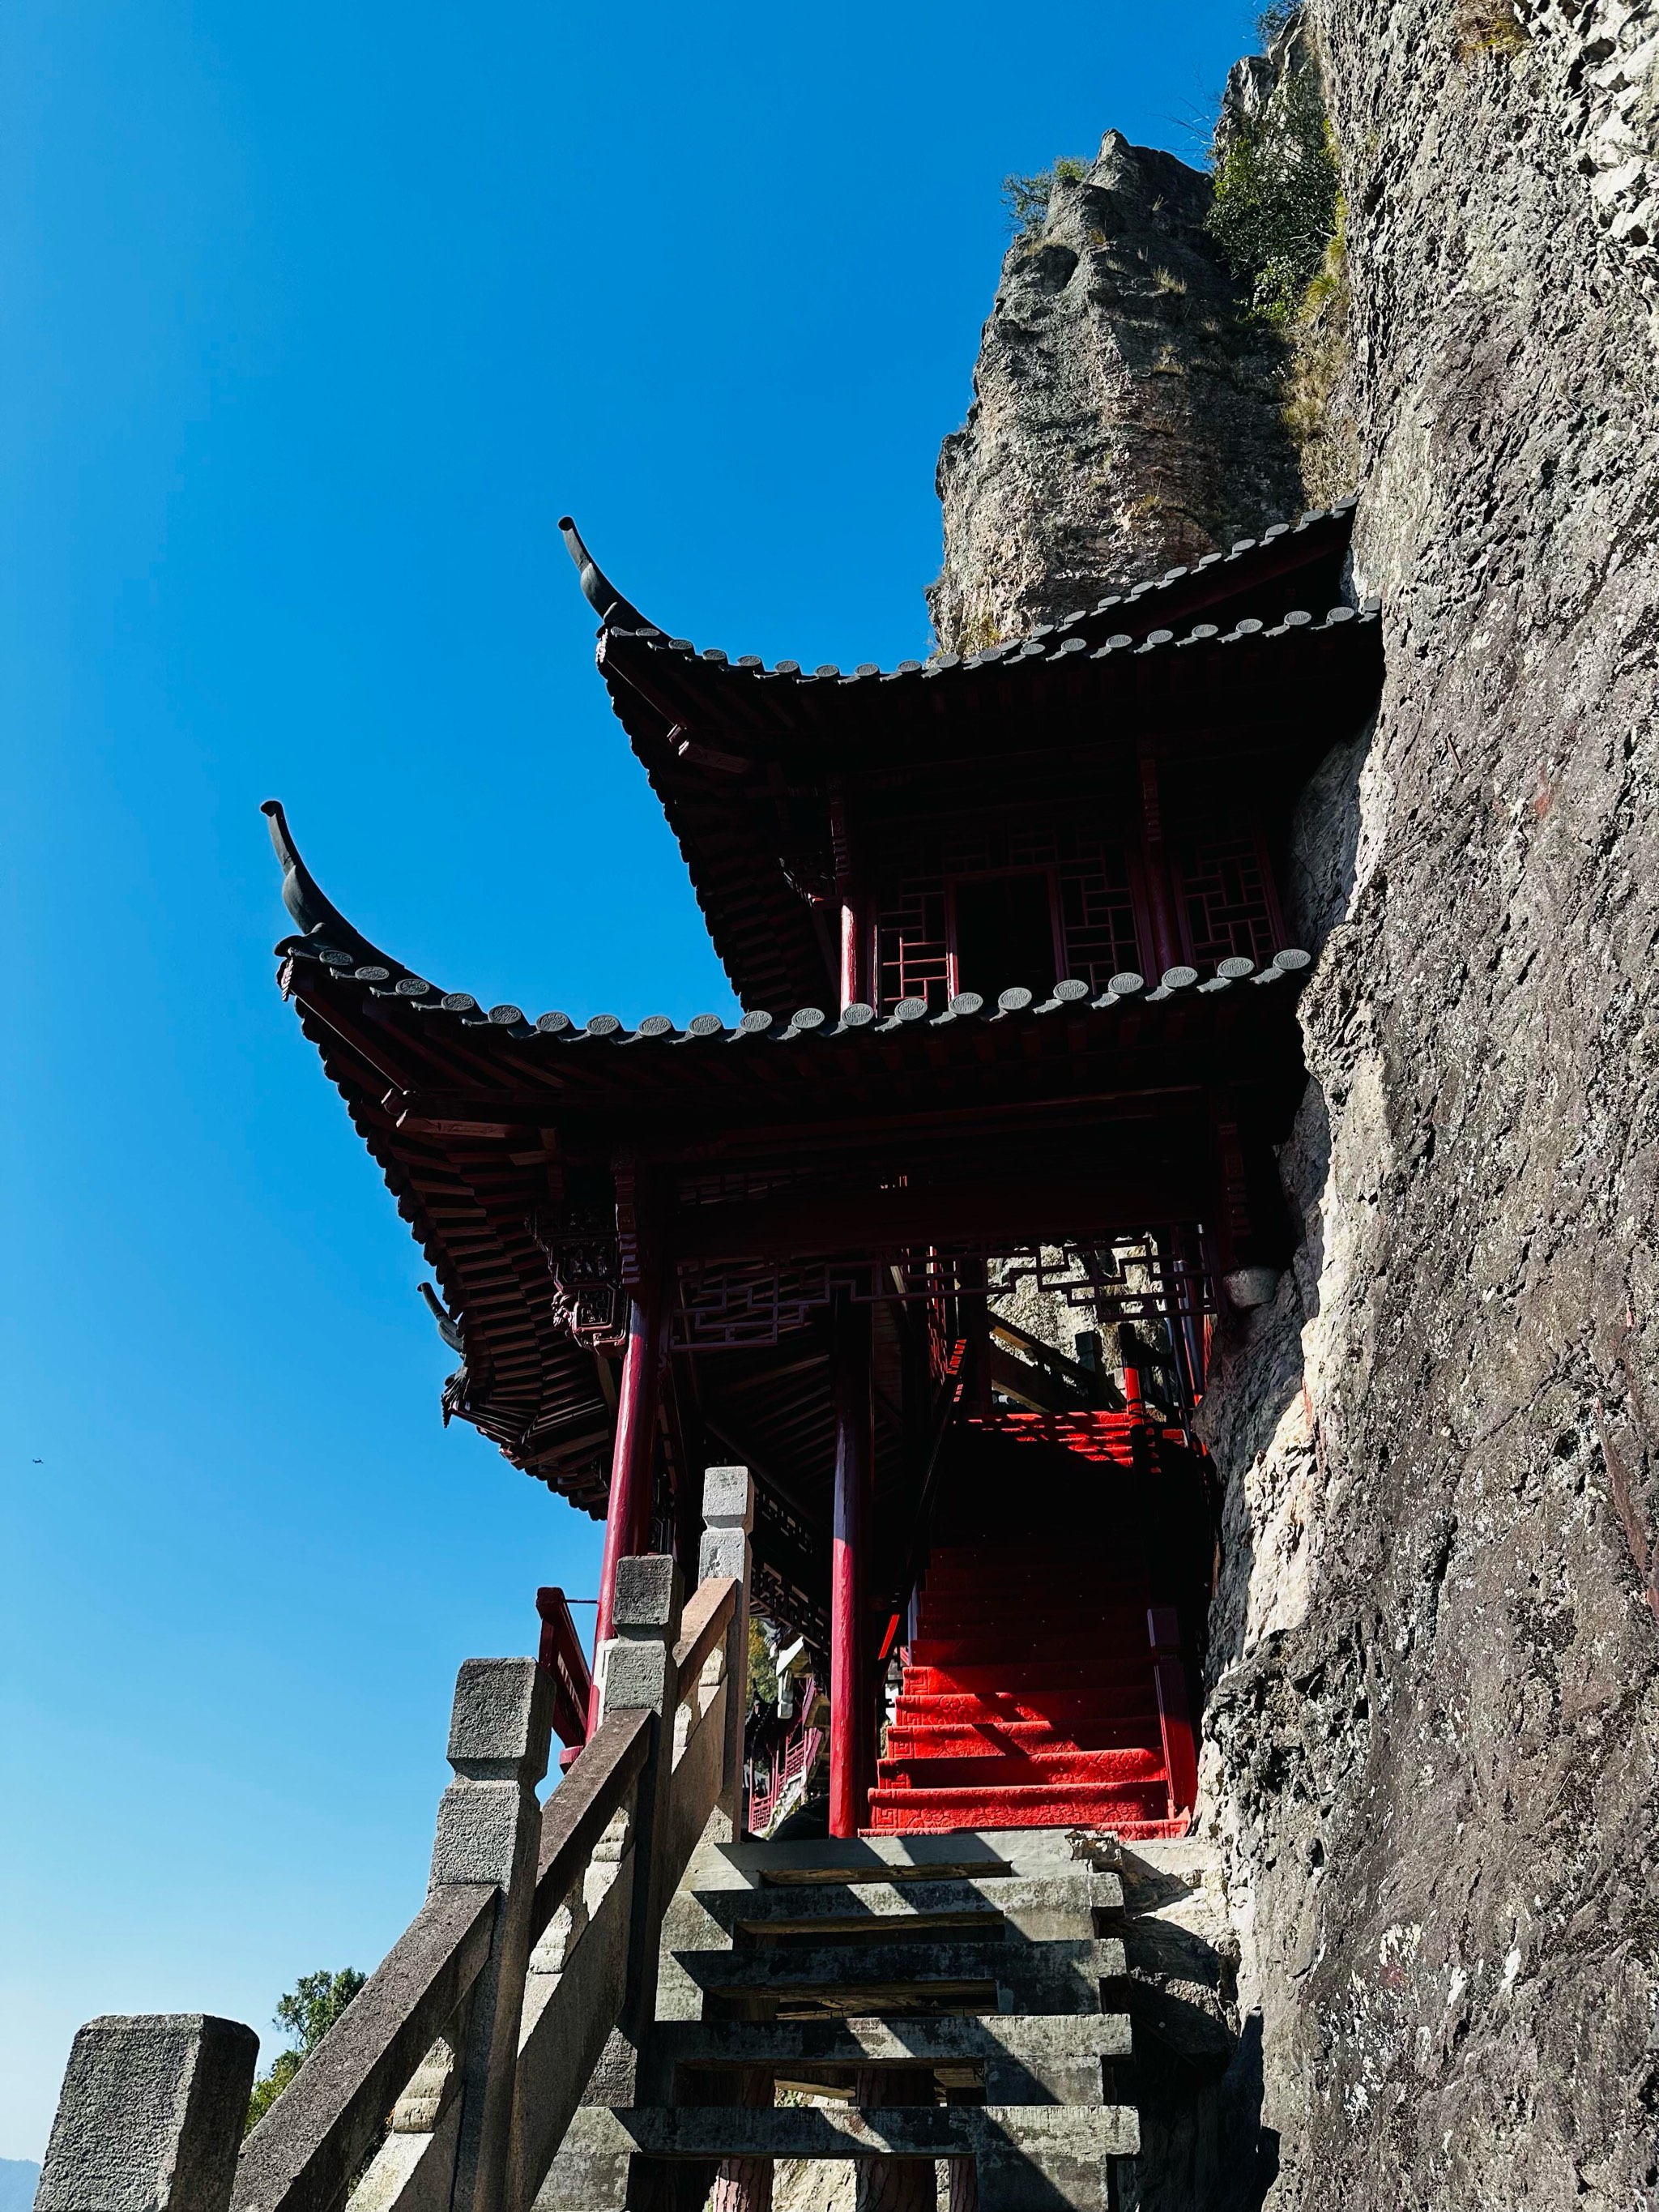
[893,1688,1156,1727]
[911,1629,1154,1665]
[864,1540,1191,1838]
[865,1780,1179,1833]
[884,1719,1162,1760]
[878,1747,1164,1789]
[904,1661,1152,1697]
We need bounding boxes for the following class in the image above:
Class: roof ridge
[612,593,1378,688]
[579,493,1362,680]
[276,924,1316,1041]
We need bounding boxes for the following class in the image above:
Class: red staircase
[865,1542,1196,1838]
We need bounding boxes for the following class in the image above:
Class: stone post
[699,1467,767,2212]
[589,1553,684,2107]
[38,2014,258,2212]
[433,1657,552,2212]
[697,1463,754,1842]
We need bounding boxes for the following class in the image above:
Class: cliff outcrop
[928,135,1304,654]
[934,6,1659,2205]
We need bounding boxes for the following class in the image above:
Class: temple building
[265,495,1380,1843]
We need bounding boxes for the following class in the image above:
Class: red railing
[746,1676,825,1837]
[535,1587,595,1770]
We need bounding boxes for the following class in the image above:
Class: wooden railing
[36,1467,755,2212]
[535,1585,595,1769]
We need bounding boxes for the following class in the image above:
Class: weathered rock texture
[935,5,1659,2205]
[928,137,1305,655]
[1512,0,1659,284]
[1197,4,1659,2206]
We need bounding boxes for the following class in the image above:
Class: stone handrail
[672,1574,738,1687]
[233,1885,503,2212]
[36,1467,755,2212]
[527,1707,652,1948]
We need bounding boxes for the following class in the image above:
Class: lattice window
[1058,840,1141,990]
[1176,827,1279,967]
[873,812,1141,1009]
[874,874,949,1009]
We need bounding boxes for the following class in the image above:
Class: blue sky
[1,0,1262,2158]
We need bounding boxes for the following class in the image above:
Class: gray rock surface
[930,4,1659,2203]
[1195,3,1659,2204]
[928,136,1305,655]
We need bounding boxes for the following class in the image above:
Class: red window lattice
[873,816,1141,1011]
[1175,828,1280,968]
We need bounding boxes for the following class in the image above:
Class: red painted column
[839,896,861,1011]
[588,1283,664,1732]
[830,1299,874,1838]
[1116,1321,1146,1418]
[1148,1605,1198,1823]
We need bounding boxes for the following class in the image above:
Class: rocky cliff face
[936,6,1659,2205]
[1197,5,1659,2203]
[928,135,1305,654]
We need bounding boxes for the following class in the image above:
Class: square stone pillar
[38,2014,258,2212]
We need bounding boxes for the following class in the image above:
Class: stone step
[681,1871,1121,1940]
[543,2101,1138,2211]
[668,1936,1125,2012]
[650,2011,1130,2104]
[708,1833,1021,1886]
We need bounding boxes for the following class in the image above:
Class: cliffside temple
[260,496,1379,1851]
[36,0,1659,2199]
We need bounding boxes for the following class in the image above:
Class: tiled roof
[267,794,1313,1050]
[561,497,1362,682]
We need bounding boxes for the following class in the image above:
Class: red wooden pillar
[830,1298,875,1838]
[839,896,862,1011]
[1148,1604,1198,1823]
[1116,1322,1147,1418]
[588,1283,665,1733]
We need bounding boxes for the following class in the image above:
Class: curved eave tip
[559,513,652,630]
[259,796,387,966]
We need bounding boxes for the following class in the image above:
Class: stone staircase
[542,1828,1140,2212]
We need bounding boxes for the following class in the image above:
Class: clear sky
[2,0,1264,2159]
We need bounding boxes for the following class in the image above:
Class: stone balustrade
[38,1469,754,2212]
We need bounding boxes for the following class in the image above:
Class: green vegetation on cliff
[1207,59,1341,326]
[1001,156,1087,239]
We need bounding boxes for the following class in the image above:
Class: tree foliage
[1207,65,1341,325]
[1000,156,1088,239]
[244,1968,367,2135]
